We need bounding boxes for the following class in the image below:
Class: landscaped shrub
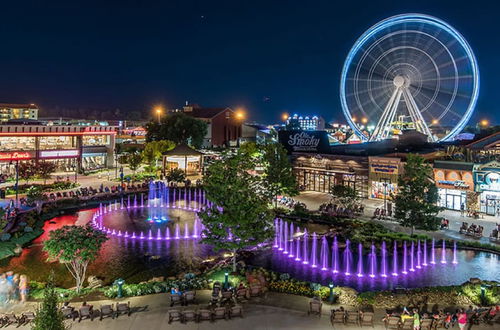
[103,277,208,298]
[1,233,11,241]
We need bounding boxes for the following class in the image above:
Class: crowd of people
[0,272,28,307]
[382,305,499,329]
[320,203,364,218]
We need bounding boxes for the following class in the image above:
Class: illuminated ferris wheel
[340,14,480,142]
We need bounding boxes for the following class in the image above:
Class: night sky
[0,0,498,124]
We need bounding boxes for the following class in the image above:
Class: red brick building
[179,104,242,147]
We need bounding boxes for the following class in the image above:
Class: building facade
[0,103,38,122]
[0,124,116,175]
[474,161,500,216]
[433,161,475,211]
[286,114,325,131]
[368,156,402,200]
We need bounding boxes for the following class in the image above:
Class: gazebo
[162,143,203,176]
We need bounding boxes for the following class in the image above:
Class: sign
[437,180,470,190]
[0,152,32,161]
[370,163,398,174]
[40,150,79,158]
[278,130,331,153]
[478,172,500,192]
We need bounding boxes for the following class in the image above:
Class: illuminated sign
[370,163,398,174]
[437,180,470,190]
[0,152,32,161]
[40,150,79,158]
[479,172,500,192]
[278,130,331,153]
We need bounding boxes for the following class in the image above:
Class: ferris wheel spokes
[369,75,436,142]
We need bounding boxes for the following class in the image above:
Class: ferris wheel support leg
[404,89,436,142]
[382,89,403,140]
[370,87,399,141]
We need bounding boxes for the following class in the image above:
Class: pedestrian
[19,275,28,303]
[460,203,465,217]
[413,309,420,330]
[457,309,467,330]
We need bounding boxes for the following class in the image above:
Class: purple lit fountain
[343,239,352,276]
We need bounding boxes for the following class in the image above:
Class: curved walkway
[3,290,497,329]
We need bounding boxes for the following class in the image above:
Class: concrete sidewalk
[2,290,496,330]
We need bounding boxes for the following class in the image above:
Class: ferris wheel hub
[393,75,407,88]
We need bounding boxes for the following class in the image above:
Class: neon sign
[0,152,32,161]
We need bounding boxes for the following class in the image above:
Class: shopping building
[0,124,116,175]
[433,160,475,211]
[474,161,500,215]
[0,103,38,122]
[368,156,402,200]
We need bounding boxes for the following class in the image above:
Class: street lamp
[328,282,335,304]
[361,117,368,124]
[114,278,125,298]
[223,272,229,289]
[155,107,162,123]
[480,119,489,127]
[282,113,289,122]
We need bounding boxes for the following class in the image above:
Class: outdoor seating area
[328,308,374,327]
[459,222,484,238]
[59,301,131,323]
[0,312,36,327]
[168,304,244,323]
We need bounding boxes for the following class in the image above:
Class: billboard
[278,130,331,153]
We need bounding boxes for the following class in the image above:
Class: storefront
[433,161,474,211]
[0,124,116,176]
[474,161,500,216]
[368,157,401,200]
[292,153,369,197]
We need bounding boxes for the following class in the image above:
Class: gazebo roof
[162,143,203,156]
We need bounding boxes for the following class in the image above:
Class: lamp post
[114,278,125,298]
[156,108,162,124]
[119,166,124,195]
[224,272,229,290]
[383,182,388,216]
[14,160,19,208]
[328,282,335,304]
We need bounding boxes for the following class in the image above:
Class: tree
[31,273,68,330]
[166,168,186,183]
[330,184,358,210]
[36,161,58,184]
[18,161,38,184]
[145,112,208,148]
[260,143,298,207]
[26,186,47,213]
[393,154,442,235]
[43,225,108,293]
[198,152,274,272]
[239,141,260,158]
[142,140,175,167]
[126,152,143,174]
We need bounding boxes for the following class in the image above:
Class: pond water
[0,202,499,291]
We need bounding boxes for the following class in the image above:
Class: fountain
[452,241,458,264]
[402,241,408,274]
[409,241,415,272]
[357,243,364,277]
[392,241,398,276]
[332,236,339,274]
[343,239,352,276]
[422,240,428,266]
[431,238,436,264]
[369,243,376,278]
[295,235,301,261]
[416,240,422,269]
[302,229,309,265]
[310,233,318,268]
[320,236,329,270]
[381,241,388,277]
[441,240,447,264]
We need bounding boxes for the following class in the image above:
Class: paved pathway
[3,291,496,329]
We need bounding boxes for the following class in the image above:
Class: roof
[185,107,232,119]
[0,103,38,109]
[162,143,203,156]
[466,131,500,150]
[433,160,474,171]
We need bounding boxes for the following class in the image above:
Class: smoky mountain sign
[278,130,331,153]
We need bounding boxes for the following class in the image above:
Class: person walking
[457,309,467,330]
[413,309,420,330]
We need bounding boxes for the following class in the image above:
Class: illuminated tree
[43,225,108,293]
[393,154,442,235]
[142,140,175,167]
[198,152,273,271]
[260,143,298,207]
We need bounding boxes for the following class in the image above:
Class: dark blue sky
[0,0,498,124]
